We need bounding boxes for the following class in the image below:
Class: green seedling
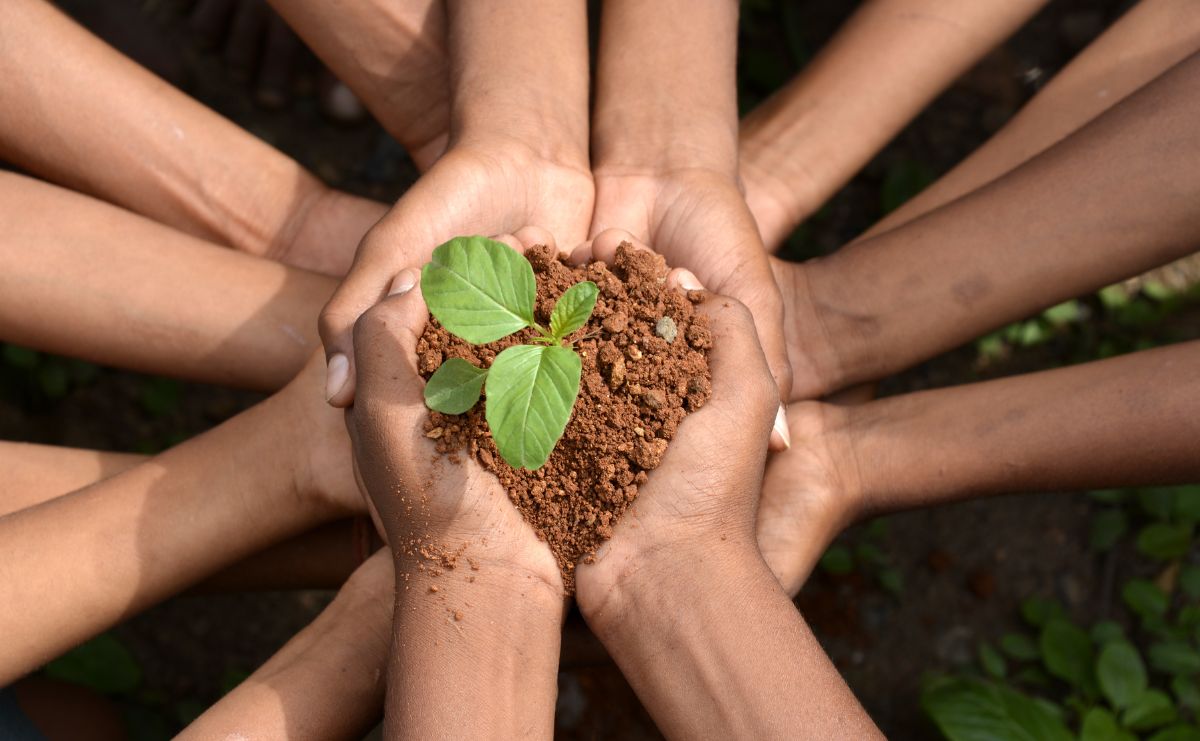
[420,236,598,470]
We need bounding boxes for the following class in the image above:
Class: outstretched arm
[180,552,392,740]
[0,358,360,685]
[741,0,1049,248]
[0,0,385,275]
[761,340,1200,594]
[780,50,1200,400]
[0,173,332,391]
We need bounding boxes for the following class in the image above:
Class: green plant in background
[420,236,598,470]
[818,517,905,596]
[924,486,1200,740]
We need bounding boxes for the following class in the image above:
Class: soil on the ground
[419,244,712,592]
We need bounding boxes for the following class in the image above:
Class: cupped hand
[755,401,865,597]
[320,141,594,407]
[574,274,781,613]
[587,169,793,406]
[343,261,562,590]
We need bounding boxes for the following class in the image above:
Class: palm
[591,170,792,398]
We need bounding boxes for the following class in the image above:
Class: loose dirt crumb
[418,244,712,592]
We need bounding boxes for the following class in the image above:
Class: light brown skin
[0,356,360,686]
[179,552,393,741]
[346,240,564,738]
[0,0,385,276]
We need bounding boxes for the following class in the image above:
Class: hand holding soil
[343,248,562,593]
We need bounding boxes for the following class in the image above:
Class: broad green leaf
[423,358,488,414]
[421,236,536,344]
[1080,708,1133,741]
[1022,597,1066,628]
[1091,621,1125,645]
[1000,633,1040,662]
[549,281,598,340]
[1097,641,1148,709]
[1149,641,1200,675]
[1172,675,1200,711]
[44,633,142,694]
[819,544,854,575]
[1040,619,1094,690]
[485,345,581,470]
[1122,689,1177,731]
[1181,566,1200,600]
[1124,580,1170,619]
[1140,488,1176,521]
[1090,509,1129,552]
[978,642,1006,679]
[1042,300,1083,325]
[1148,725,1200,741]
[1174,485,1200,522]
[1137,523,1193,560]
[920,677,1073,741]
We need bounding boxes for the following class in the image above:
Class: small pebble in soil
[655,316,677,343]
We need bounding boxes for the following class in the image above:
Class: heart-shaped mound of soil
[417,243,712,592]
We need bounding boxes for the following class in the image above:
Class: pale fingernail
[388,268,418,296]
[325,353,350,402]
[772,404,791,450]
[677,270,705,291]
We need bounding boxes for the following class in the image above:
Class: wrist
[576,534,762,635]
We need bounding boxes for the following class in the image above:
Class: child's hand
[574,271,780,619]
[343,261,562,591]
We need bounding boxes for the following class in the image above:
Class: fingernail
[388,268,418,296]
[325,353,350,402]
[772,404,791,450]
[677,270,705,291]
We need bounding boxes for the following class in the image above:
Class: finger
[706,258,795,406]
[512,226,557,255]
[689,294,779,448]
[588,228,652,265]
[490,233,522,252]
[351,267,427,409]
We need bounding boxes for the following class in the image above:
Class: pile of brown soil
[417,243,712,592]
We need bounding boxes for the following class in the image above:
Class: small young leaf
[485,345,581,470]
[1172,675,1200,711]
[1097,641,1148,709]
[421,236,536,343]
[1000,633,1040,662]
[1148,641,1200,676]
[1124,579,1170,619]
[1021,597,1066,628]
[1136,522,1194,560]
[1079,707,1126,741]
[1091,621,1125,645]
[1147,725,1200,741]
[1122,689,1177,731]
[979,642,1007,679]
[1090,509,1129,552]
[549,281,598,340]
[44,633,142,695]
[818,544,854,575]
[1039,619,1094,690]
[423,358,488,414]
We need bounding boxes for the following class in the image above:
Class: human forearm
[0,391,346,684]
[267,0,449,171]
[741,0,1047,246]
[387,565,562,738]
[846,341,1200,515]
[0,173,331,391]
[445,0,588,166]
[592,0,738,175]
[863,0,1200,241]
[182,552,392,740]
[789,51,1200,396]
[0,0,382,273]
[582,541,879,739]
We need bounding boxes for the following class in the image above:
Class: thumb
[350,267,429,410]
